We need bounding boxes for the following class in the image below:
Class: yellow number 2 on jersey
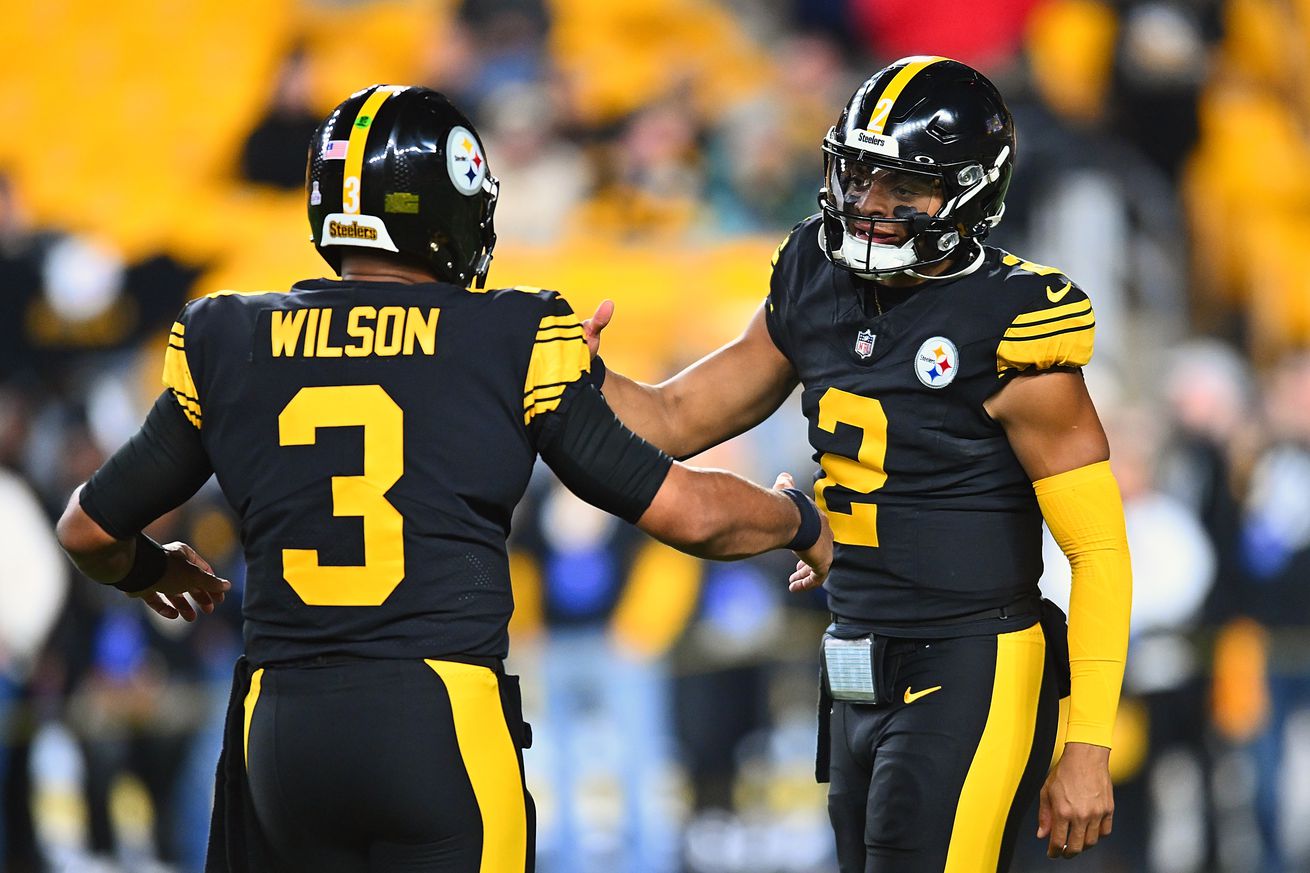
[278,385,405,606]
[813,387,889,548]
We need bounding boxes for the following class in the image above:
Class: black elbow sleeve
[79,392,214,539]
[537,383,674,524]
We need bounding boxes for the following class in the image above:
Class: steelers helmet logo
[915,336,959,388]
[446,126,487,196]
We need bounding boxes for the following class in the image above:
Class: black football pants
[827,622,1060,873]
[243,657,534,873]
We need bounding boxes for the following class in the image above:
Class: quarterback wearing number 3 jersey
[55,86,833,873]
[587,57,1131,873]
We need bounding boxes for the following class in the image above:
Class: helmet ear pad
[307,86,498,287]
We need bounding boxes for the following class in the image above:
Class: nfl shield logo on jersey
[854,329,876,359]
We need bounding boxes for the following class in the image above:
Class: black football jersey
[766,216,1096,636]
[162,279,595,663]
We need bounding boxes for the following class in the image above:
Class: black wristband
[588,354,607,391]
[781,487,821,551]
[110,533,168,593]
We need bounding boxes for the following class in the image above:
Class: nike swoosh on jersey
[903,685,943,704]
[1046,281,1073,303]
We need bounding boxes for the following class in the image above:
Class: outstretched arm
[536,381,831,586]
[56,392,231,620]
[986,369,1130,861]
[583,301,798,459]
[637,464,832,578]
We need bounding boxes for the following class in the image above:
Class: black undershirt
[79,392,213,539]
[534,381,673,524]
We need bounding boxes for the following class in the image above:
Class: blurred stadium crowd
[2,0,1309,871]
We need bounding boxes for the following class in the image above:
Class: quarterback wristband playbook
[1034,460,1132,748]
[111,533,168,593]
[821,629,890,704]
[781,487,821,551]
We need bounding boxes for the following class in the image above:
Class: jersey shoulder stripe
[162,320,202,428]
[522,292,591,423]
[160,290,289,428]
[994,251,1095,375]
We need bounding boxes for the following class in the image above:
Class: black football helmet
[819,56,1016,278]
[308,85,498,287]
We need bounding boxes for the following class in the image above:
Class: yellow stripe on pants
[243,667,264,769]
[426,660,527,873]
[944,623,1045,872]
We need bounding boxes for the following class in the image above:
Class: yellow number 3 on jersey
[813,387,888,548]
[278,385,405,606]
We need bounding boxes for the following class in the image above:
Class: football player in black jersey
[54,85,833,873]
[584,57,1132,871]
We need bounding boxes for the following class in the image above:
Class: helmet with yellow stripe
[819,57,1016,278]
[308,85,499,287]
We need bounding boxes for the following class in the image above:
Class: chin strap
[812,211,985,281]
[904,241,986,282]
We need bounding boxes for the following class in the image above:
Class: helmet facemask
[473,174,499,287]
[819,129,1011,279]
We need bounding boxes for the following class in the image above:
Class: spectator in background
[516,477,688,873]
[1111,0,1223,183]
[582,99,706,240]
[0,172,61,384]
[1158,339,1253,624]
[61,499,244,872]
[456,0,550,98]
[847,0,1040,69]
[1239,353,1310,873]
[479,82,592,244]
[423,0,551,125]
[0,172,197,388]
[238,47,320,190]
[0,467,68,868]
[998,50,1190,371]
[706,33,848,233]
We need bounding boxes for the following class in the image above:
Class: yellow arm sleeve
[1033,460,1131,748]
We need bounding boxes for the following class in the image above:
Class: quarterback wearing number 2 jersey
[767,215,1094,636]
[587,56,1131,873]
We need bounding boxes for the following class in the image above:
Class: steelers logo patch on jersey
[446,126,487,196]
[915,336,959,388]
